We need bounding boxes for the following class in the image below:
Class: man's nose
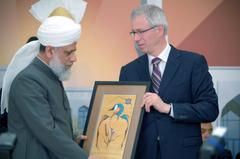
[70,53,77,62]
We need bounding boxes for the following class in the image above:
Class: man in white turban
[2,14,97,159]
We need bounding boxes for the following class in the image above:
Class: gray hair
[131,4,168,35]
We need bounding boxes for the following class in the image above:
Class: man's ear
[156,25,164,36]
[45,46,54,58]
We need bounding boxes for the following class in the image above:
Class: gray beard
[49,54,71,81]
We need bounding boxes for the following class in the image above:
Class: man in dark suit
[119,4,219,159]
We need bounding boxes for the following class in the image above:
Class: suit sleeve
[9,76,88,159]
[172,55,219,123]
[119,66,127,81]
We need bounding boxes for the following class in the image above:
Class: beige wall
[0,0,139,87]
[164,0,240,66]
[69,0,139,87]
[1,0,239,88]
[0,0,39,66]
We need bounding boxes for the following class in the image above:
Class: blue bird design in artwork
[110,103,129,123]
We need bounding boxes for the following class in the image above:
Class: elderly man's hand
[88,155,99,159]
[75,134,88,144]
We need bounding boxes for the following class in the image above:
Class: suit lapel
[134,49,181,94]
[159,46,181,95]
[137,54,151,81]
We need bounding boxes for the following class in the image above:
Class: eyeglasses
[130,26,157,37]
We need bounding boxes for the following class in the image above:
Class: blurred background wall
[0,0,239,157]
[0,0,239,88]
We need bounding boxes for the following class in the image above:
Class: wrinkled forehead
[201,123,213,129]
[132,15,150,29]
[54,42,77,52]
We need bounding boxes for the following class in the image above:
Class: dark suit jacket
[8,58,87,159]
[119,45,219,159]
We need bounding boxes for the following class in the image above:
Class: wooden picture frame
[81,81,149,159]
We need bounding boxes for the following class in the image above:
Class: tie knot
[152,57,161,65]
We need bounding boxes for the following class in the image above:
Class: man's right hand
[75,135,88,144]
[88,155,99,159]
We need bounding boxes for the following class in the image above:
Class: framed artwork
[81,81,150,159]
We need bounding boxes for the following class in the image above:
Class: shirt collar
[37,56,50,66]
[148,43,171,64]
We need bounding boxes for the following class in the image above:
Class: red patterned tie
[152,57,161,94]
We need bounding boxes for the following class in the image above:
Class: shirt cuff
[169,103,174,117]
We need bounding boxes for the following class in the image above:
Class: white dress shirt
[147,43,174,116]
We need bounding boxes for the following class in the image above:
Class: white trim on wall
[1,66,240,127]
[209,67,240,127]
[141,0,162,8]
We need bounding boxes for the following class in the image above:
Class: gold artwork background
[90,94,136,159]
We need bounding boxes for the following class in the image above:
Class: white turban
[38,16,81,47]
[1,16,81,114]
